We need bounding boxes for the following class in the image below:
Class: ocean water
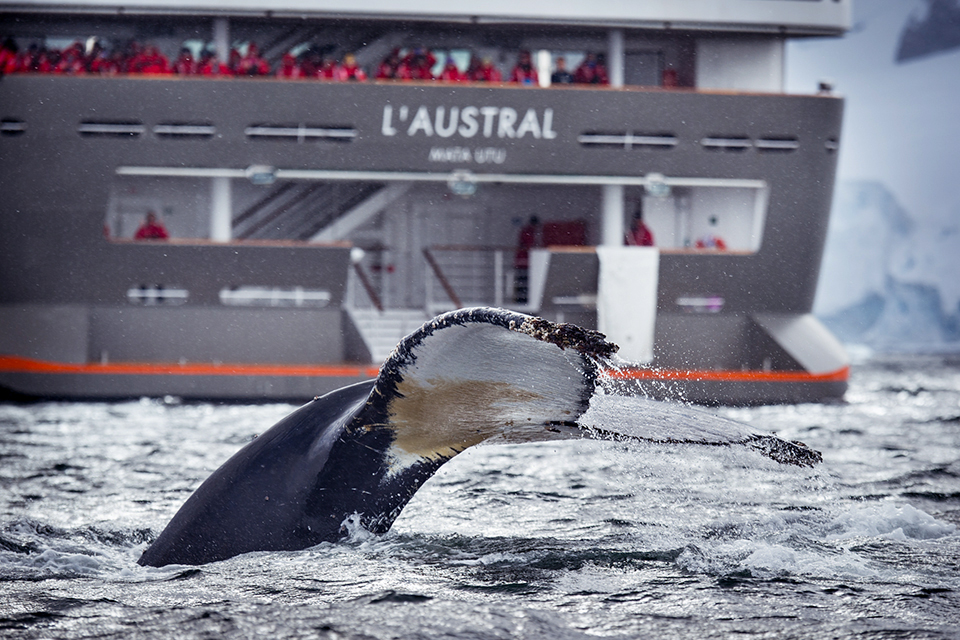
[1,355,959,639]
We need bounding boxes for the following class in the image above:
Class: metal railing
[423,245,516,314]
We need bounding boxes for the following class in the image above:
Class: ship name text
[381,105,557,140]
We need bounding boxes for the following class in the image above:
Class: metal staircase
[346,308,430,363]
[233,182,385,241]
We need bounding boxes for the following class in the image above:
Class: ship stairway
[259,25,390,66]
[346,308,430,363]
[232,181,386,241]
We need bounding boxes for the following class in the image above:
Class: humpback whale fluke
[138,308,616,567]
[138,308,820,568]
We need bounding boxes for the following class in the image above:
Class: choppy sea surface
[1,355,959,639]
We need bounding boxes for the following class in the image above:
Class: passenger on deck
[299,49,322,77]
[695,216,727,250]
[375,49,401,79]
[316,56,340,80]
[53,42,87,74]
[662,67,679,88]
[573,52,608,85]
[550,56,574,85]
[173,48,198,75]
[198,50,232,76]
[397,48,436,80]
[469,56,502,82]
[509,50,538,85]
[236,43,270,76]
[133,45,172,74]
[625,207,655,247]
[0,37,16,74]
[438,56,465,82]
[134,212,170,240]
[89,46,121,75]
[276,53,304,79]
[514,215,543,304]
[336,53,367,81]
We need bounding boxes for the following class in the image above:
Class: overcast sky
[786,0,960,224]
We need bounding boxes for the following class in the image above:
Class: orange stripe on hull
[602,366,850,383]
[0,355,381,379]
[0,355,848,385]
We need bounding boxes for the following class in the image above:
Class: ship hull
[0,76,846,403]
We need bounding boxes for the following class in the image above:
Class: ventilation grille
[578,132,678,149]
[755,137,799,152]
[127,285,188,306]
[244,124,357,142]
[153,123,216,139]
[78,121,145,137]
[0,119,26,136]
[700,136,752,151]
[219,286,331,307]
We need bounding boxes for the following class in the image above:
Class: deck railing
[423,245,516,314]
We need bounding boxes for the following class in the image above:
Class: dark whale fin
[138,308,616,567]
[138,308,822,567]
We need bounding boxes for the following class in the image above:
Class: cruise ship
[0,0,851,404]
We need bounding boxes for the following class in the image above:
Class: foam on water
[1,357,959,638]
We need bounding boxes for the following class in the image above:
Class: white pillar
[608,28,624,88]
[536,49,551,88]
[210,176,232,242]
[601,184,625,247]
[213,17,230,64]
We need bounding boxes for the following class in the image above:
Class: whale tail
[138,308,819,567]
[138,308,615,566]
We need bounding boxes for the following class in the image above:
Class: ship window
[639,182,769,253]
[578,132,677,149]
[79,121,145,138]
[755,137,799,153]
[127,285,189,305]
[1,119,26,136]
[676,296,724,313]
[700,136,752,152]
[219,286,331,307]
[153,123,216,139]
[244,124,357,143]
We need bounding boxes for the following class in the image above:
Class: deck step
[347,308,430,363]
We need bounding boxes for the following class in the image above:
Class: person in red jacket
[514,216,543,303]
[0,38,16,74]
[397,48,435,80]
[134,212,170,240]
[53,42,87,75]
[197,50,232,76]
[173,48,197,75]
[626,209,655,247]
[509,50,538,85]
[469,56,502,82]
[236,42,270,76]
[695,217,727,250]
[375,49,401,79]
[438,56,465,82]
[134,45,172,74]
[275,53,303,79]
[336,53,367,81]
[316,56,339,80]
[573,52,608,85]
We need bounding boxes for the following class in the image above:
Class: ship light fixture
[645,172,671,198]
[246,165,277,185]
[448,170,477,197]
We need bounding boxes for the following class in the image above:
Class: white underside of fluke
[382,321,592,472]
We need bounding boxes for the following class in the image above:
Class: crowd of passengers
[0,37,613,84]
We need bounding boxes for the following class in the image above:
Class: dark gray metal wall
[0,76,842,315]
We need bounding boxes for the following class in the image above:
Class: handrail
[352,262,383,312]
[422,248,463,309]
